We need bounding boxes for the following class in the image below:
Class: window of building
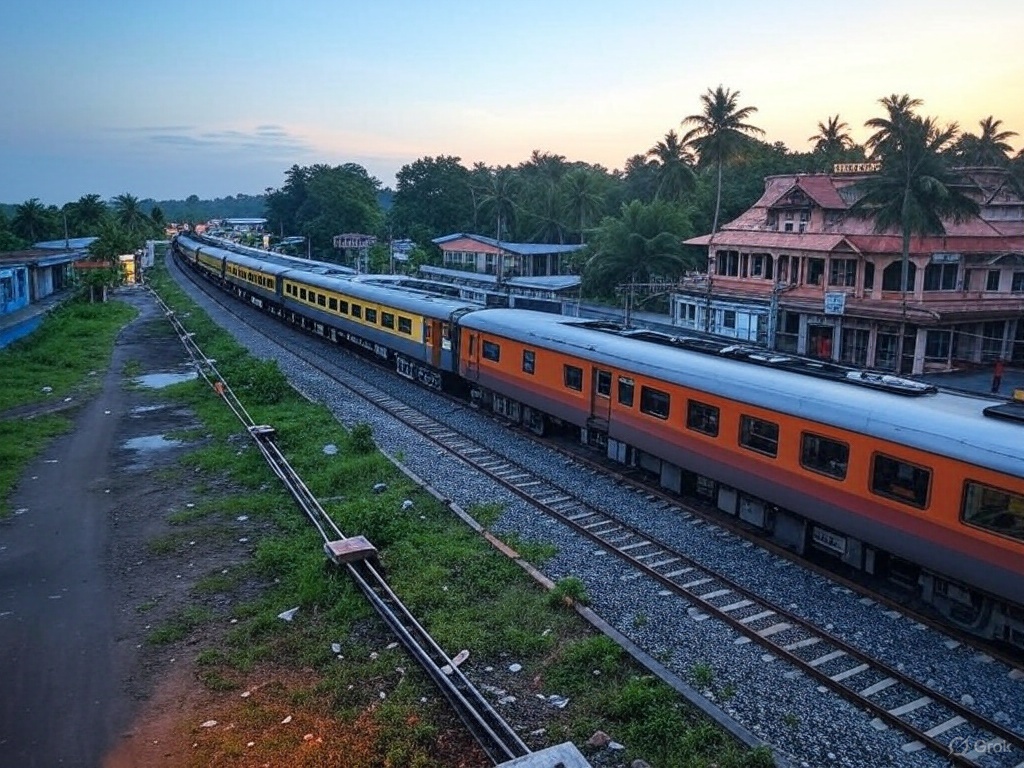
[1013,272,1024,293]
[862,262,875,291]
[882,262,916,291]
[739,415,779,457]
[381,312,395,329]
[679,303,698,327]
[800,433,849,479]
[596,370,612,397]
[398,317,412,334]
[925,329,952,360]
[986,270,1001,291]
[340,300,349,314]
[564,365,583,391]
[317,294,326,306]
[750,253,773,279]
[871,454,930,508]
[840,328,869,366]
[365,308,377,323]
[784,222,794,232]
[686,401,719,436]
[640,386,670,419]
[329,297,338,311]
[522,350,535,374]
[716,251,740,277]
[829,258,857,287]
[723,310,736,329]
[806,258,825,286]
[351,304,362,318]
[618,376,634,407]
[482,340,501,362]
[961,482,1024,542]
[924,262,958,291]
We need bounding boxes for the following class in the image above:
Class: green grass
[0,297,138,517]
[0,298,138,412]
[140,264,770,767]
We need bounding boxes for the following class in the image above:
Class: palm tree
[950,116,1018,166]
[71,193,109,234]
[12,198,48,243]
[852,95,980,369]
[646,130,696,202]
[112,193,149,236]
[478,166,519,280]
[808,115,853,154]
[560,167,606,245]
[585,199,695,300]
[681,85,764,233]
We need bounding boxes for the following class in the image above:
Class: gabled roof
[432,233,584,256]
[762,175,848,210]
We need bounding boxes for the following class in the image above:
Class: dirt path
[0,288,214,767]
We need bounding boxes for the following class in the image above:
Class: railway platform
[0,289,74,348]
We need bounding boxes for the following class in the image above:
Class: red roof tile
[685,232,852,250]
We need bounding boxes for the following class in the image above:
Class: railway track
[168,254,1024,766]
[153,281,530,766]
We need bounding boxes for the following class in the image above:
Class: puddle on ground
[135,371,198,388]
[129,404,167,415]
[122,434,185,452]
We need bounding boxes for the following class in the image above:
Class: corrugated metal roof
[432,233,585,256]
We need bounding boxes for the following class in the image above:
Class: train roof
[286,269,480,317]
[460,309,1024,477]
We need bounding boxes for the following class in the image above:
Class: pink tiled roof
[845,234,1024,255]
[685,232,854,250]
[762,174,847,210]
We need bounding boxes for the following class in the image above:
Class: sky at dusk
[2,0,1023,206]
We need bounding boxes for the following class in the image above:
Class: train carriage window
[317,294,326,307]
[398,317,412,334]
[482,340,501,361]
[522,350,536,374]
[870,454,930,508]
[596,370,612,397]
[640,386,670,419]
[800,433,849,479]
[340,300,349,314]
[351,304,362,318]
[365,308,377,323]
[300,288,307,300]
[564,365,583,391]
[962,482,1024,542]
[328,297,338,311]
[739,415,779,457]
[381,312,395,329]
[425,324,433,342]
[687,400,720,437]
[618,376,635,407]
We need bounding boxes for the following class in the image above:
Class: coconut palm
[852,96,980,368]
[112,193,150,236]
[560,167,606,245]
[646,130,696,202]
[808,115,853,154]
[681,85,764,233]
[950,116,1018,166]
[70,193,109,234]
[12,198,48,243]
[585,199,695,295]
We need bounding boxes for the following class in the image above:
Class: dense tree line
[3,89,1023,302]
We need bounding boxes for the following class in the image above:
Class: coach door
[426,320,442,368]
[465,332,480,378]
[590,368,612,427]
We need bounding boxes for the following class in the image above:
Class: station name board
[832,162,881,174]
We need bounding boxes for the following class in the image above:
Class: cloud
[108,124,314,157]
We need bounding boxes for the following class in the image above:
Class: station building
[678,166,1024,374]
